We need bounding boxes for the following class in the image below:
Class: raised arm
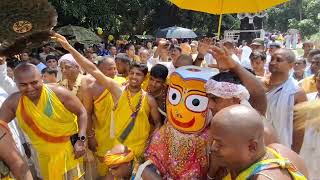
[0,57,18,95]
[211,46,267,115]
[53,33,122,101]
[193,38,215,67]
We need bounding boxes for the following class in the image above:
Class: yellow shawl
[16,85,82,180]
[112,89,150,159]
[94,89,114,157]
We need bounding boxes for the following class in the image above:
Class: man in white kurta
[265,49,307,153]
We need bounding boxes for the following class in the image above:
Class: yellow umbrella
[170,0,288,39]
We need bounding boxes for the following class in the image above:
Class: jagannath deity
[145,65,216,179]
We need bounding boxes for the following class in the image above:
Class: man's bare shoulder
[81,75,98,88]
[47,84,74,99]
[5,92,21,109]
[253,169,292,180]
[268,143,308,177]
[146,93,158,107]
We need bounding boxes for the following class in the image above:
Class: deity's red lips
[170,110,195,128]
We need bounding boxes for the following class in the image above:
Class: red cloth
[145,122,209,179]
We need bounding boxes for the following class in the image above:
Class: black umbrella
[156,26,197,39]
[57,25,102,46]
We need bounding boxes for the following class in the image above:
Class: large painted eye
[168,87,181,105]
[185,95,208,112]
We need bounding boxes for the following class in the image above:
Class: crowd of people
[0,31,319,180]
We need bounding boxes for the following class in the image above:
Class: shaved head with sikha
[210,105,265,172]
[14,63,43,101]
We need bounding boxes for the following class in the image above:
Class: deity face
[167,66,215,133]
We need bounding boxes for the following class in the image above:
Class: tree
[265,0,320,39]
[49,0,239,38]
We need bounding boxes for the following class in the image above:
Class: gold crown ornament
[0,0,57,56]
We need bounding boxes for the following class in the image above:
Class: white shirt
[240,45,252,69]
[157,61,175,75]
[266,77,300,148]
[0,63,18,94]
[202,53,217,67]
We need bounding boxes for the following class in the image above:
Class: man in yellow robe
[0,63,87,180]
[53,33,161,168]
[83,56,126,178]
[299,74,317,93]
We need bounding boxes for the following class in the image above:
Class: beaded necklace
[126,86,144,119]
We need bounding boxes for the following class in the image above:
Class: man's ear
[248,139,258,153]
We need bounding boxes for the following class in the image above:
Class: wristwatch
[78,135,86,142]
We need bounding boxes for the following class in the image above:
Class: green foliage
[265,0,320,39]
[49,0,240,38]
[289,18,318,38]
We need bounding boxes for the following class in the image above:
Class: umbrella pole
[217,14,223,40]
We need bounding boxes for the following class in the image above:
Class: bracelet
[207,173,215,180]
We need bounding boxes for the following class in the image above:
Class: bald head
[97,56,117,78]
[14,63,41,80]
[139,49,150,64]
[97,56,115,67]
[174,54,194,68]
[211,105,264,140]
[14,63,43,100]
[210,105,266,169]
[275,48,296,63]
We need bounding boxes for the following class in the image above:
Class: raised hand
[198,37,213,56]
[51,33,73,52]
[209,46,238,71]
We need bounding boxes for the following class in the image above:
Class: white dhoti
[266,77,299,148]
